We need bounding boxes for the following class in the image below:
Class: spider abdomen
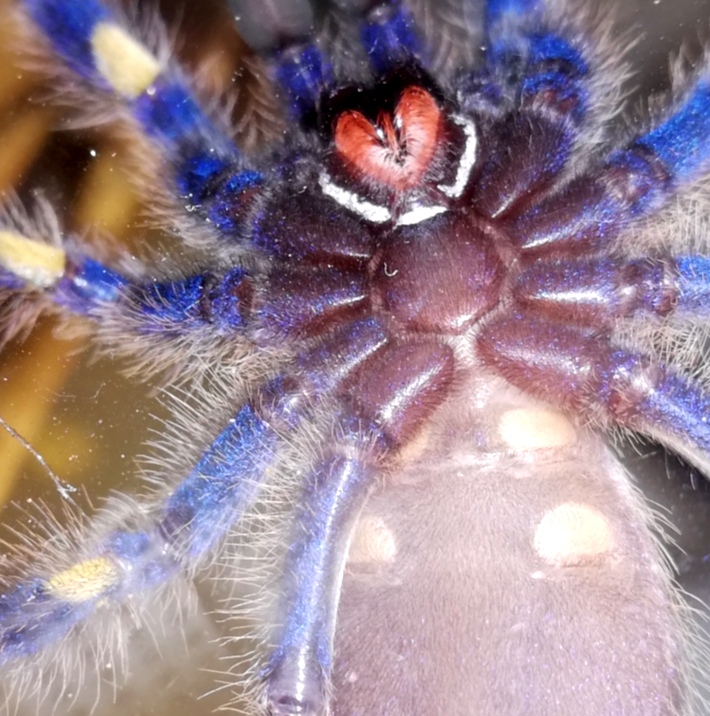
[333,379,686,716]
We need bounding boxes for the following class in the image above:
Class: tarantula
[1,0,710,714]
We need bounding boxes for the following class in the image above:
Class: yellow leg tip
[47,556,120,603]
[0,230,65,287]
[91,22,161,98]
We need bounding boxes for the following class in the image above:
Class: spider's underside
[2,1,710,715]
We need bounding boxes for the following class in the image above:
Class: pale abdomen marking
[533,502,615,568]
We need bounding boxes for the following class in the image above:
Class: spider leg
[0,317,388,666]
[17,0,263,222]
[476,312,710,476]
[482,0,588,118]
[508,67,710,255]
[514,253,710,327]
[453,0,590,219]
[232,0,426,128]
[0,221,254,353]
[0,390,282,663]
[0,229,125,314]
[0,210,377,375]
[356,0,423,75]
[265,340,454,716]
[229,0,333,126]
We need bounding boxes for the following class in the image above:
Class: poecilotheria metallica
[2,0,710,714]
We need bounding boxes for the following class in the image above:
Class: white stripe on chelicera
[396,204,447,226]
[437,115,478,199]
[318,173,391,224]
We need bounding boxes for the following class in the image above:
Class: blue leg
[273,43,335,125]
[265,341,454,716]
[462,0,591,217]
[0,251,125,314]
[228,0,334,126]
[0,317,389,665]
[0,217,371,346]
[508,72,710,254]
[0,391,280,662]
[359,0,423,76]
[0,222,252,341]
[231,0,424,126]
[262,0,426,104]
[477,313,710,477]
[468,0,590,121]
[0,222,127,345]
[19,0,263,217]
[514,254,710,326]
[485,0,541,47]
[267,449,374,716]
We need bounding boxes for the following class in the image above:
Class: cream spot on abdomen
[498,408,577,450]
[533,502,614,567]
[347,516,397,565]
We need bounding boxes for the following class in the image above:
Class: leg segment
[462,0,591,218]
[358,0,423,75]
[266,340,454,716]
[513,254,710,327]
[507,72,710,255]
[19,0,262,216]
[0,217,373,349]
[229,0,333,126]
[484,0,546,61]
[231,0,425,127]
[476,312,710,475]
[267,450,374,716]
[0,317,388,666]
[483,0,589,121]
[0,223,252,343]
[0,383,284,663]
[0,228,125,311]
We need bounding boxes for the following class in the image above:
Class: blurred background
[1,0,710,713]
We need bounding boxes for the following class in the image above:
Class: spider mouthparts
[334,85,441,190]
